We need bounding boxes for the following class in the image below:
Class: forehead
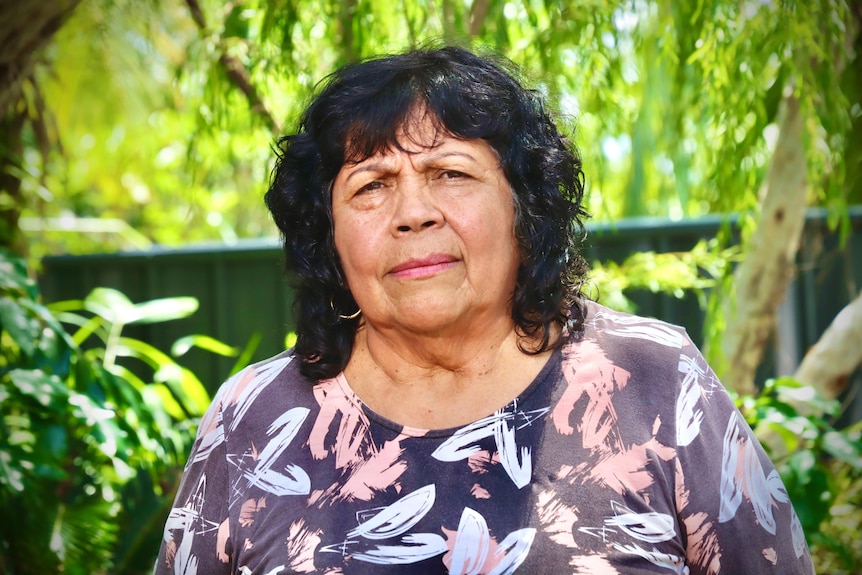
[342,112,502,172]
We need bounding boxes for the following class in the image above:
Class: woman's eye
[357,180,383,194]
[441,170,468,180]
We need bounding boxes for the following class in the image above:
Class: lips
[389,254,459,278]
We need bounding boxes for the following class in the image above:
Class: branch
[183,0,279,132]
[721,93,807,396]
[469,0,491,36]
[794,291,862,399]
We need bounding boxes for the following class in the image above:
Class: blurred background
[1,1,860,573]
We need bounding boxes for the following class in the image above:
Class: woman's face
[331,116,521,337]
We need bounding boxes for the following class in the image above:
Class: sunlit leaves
[586,238,739,313]
[15,0,858,260]
[0,249,235,573]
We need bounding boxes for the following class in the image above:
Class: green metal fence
[38,208,862,410]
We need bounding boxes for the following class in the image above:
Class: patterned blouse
[155,301,815,574]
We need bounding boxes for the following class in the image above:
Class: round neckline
[332,347,562,438]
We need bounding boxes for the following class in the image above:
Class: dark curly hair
[265,45,589,381]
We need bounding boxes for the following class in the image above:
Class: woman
[155,46,815,574]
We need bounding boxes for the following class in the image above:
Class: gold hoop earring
[330,298,361,320]
[339,308,362,320]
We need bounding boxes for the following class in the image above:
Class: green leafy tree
[0,248,242,574]
[1,0,861,572]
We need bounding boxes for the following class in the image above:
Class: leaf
[83,287,137,325]
[129,296,199,325]
[0,450,26,492]
[8,369,69,407]
[230,331,261,376]
[155,365,210,416]
[821,431,862,468]
[0,250,38,298]
[142,383,187,422]
[113,337,174,370]
[0,297,40,358]
[172,334,237,357]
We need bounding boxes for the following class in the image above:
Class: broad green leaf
[821,431,862,468]
[142,383,187,422]
[67,392,116,428]
[129,296,199,325]
[46,299,87,313]
[0,251,38,298]
[0,297,39,358]
[17,298,78,350]
[34,424,69,464]
[172,334,237,357]
[113,336,174,370]
[83,287,137,325]
[102,363,147,392]
[155,365,211,415]
[8,369,69,407]
[0,450,26,492]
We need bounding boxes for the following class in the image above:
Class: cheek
[334,218,377,277]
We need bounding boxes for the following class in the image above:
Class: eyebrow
[342,150,478,184]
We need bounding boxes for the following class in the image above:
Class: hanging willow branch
[184,0,279,132]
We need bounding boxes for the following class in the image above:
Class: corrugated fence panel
[38,209,862,402]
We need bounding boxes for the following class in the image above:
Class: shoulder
[559,300,712,429]
[571,299,692,374]
[208,349,314,435]
[580,299,688,350]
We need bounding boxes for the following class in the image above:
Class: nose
[391,177,443,234]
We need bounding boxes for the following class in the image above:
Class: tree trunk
[0,0,82,253]
[721,7,859,397]
[794,291,862,399]
[721,93,808,396]
[0,0,82,118]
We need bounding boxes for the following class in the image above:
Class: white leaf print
[766,469,789,503]
[612,543,688,574]
[433,406,544,489]
[605,502,676,543]
[190,356,294,465]
[494,416,532,489]
[742,436,776,535]
[676,356,704,447]
[790,506,807,558]
[239,567,284,575]
[189,423,225,465]
[173,502,199,575]
[228,356,294,433]
[591,311,684,348]
[351,533,449,565]
[432,414,499,461]
[449,508,491,575]
[347,484,436,540]
[718,412,744,523]
[718,412,781,535]
[241,407,311,497]
[487,528,537,575]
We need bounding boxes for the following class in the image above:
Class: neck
[343,318,556,429]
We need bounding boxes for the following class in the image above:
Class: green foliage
[10,0,857,258]
[0,248,236,574]
[586,238,740,313]
[738,377,862,575]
